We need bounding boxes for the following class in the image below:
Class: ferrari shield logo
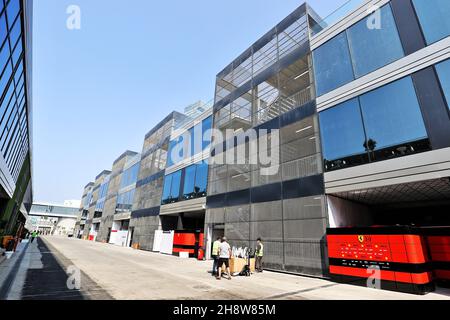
[358,235,365,243]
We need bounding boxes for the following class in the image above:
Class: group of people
[210,237,264,280]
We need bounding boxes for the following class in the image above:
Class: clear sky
[33,0,351,203]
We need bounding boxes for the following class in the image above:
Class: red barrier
[422,227,450,285]
[327,226,435,295]
[173,230,204,259]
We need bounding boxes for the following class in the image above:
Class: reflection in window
[319,77,430,172]
[319,99,367,171]
[170,170,181,203]
[120,163,140,189]
[116,189,135,212]
[202,116,212,149]
[413,0,450,45]
[166,116,213,167]
[435,59,450,110]
[347,4,404,78]
[194,162,208,197]
[313,32,354,96]
[183,165,196,200]
[359,77,428,153]
[161,174,173,205]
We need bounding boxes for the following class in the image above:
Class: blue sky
[33,0,350,203]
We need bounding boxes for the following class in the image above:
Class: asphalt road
[15,236,447,300]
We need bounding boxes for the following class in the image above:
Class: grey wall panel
[251,201,283,222]
[250,221,283,242]
[283,196,326,220]
[225,205,250,223]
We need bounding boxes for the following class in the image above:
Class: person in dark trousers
[255,238,264,273]
[211,237,221,277]
[30,231,38,243]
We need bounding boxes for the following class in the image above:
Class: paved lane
[38,236,450,300]
[1,238,112,300]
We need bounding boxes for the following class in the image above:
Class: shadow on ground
[21,238,112,300]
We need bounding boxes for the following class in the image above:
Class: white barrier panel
[160,231,174,255]
[152,230,163,252]
[109,230,129,246]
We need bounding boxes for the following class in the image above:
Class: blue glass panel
[194,162,208,196]
[9,15,20,46]
[313,32,354,96]
[0,13,7,47]
[347,4,404,78]
[319,98,366,162]
[202,116,212,150]
[0,60,11,99]
[6,0,19,28]
[0,39,9,72]
[12,37,21,66]
[183,165,196,200]
[188,127,194,157]
[359,77,428,150]
[413,0,450,44]
[170,170,181,202]
[161,174,172,204]
[435,59,450,110]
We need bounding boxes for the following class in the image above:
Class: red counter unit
[173,230,204,259]
[327,226,435,295]
[422,227,450,286]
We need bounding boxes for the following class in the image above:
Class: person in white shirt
[216,237,232,280]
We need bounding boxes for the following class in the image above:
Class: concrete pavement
[0,238,111,300]
[25,236,450,300]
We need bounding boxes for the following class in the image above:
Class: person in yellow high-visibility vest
[211,237,221,277]
[255,238,264,273]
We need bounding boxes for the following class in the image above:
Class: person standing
[255,238,264,273]
[30,230,38,243]
[217,237,232,280]
[211,237,221,277]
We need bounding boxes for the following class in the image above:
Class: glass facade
[119,163,139,189]
[413,0,450,45]
[346,4,404,78]
[313,4,404,96]
[313,32,354,96]
[435,59,450,110]
[166,116,212,167]
[0,0,29,181]
[319,77,430,171]
[116,189,135,212]
[162,162,208,205]
[95,180,110,213]
[319,99,367,167]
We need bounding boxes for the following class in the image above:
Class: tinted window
[435,59,450,110]
[319,98,367,163]
[202,116,212,150]
[183,165,196,200]
[166,140,178,167]
[194,162,208,196]
[313,32,354,96]
[161,174,172,204]
[413,0,450,44]
[347,4,404,78]
[6,0,20,28]
[359,77,428,150]
[170,170,182,202]
[0,13,7,47]
[120,163,140,189]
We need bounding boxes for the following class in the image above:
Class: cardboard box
[221,257,255,274]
